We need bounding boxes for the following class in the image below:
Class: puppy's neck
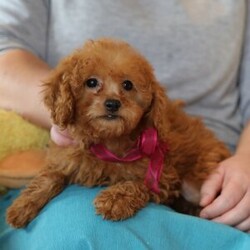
[97,135,135,157]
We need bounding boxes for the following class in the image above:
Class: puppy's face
[44,39,158,140]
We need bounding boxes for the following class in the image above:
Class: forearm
[0,49,52,128]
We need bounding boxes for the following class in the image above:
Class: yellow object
[0,109,49,160]
[0,109,49,188]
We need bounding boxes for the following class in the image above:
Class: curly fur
[7,38,231,228]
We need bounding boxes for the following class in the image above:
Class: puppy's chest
[69,154,149,187]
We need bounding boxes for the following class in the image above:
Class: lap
[0,186,249,250]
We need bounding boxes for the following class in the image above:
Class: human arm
[0,49,51,128]
[0,0,50,127]
[199,2,250,232]
[199,122,250,232]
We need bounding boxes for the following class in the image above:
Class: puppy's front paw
[7,200,38,228]
[94,190,135,221]
[94,184,149,221]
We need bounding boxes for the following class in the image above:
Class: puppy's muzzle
[104,99,121,113]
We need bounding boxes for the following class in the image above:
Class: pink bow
[90,128,169,193]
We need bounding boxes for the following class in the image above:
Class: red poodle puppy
[7,38,230,228]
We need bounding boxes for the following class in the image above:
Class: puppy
[7,38,231,228]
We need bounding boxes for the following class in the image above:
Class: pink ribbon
[90,128,169,193]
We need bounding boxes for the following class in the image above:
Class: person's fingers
[235,216,250,232]
[50,125,76,146]
[200,180,245,219]
[211,191,249,226]
[199,169,223,207]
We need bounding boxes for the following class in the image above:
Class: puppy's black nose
[105,99,121,112]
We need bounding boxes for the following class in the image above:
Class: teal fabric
[1,185,250,250]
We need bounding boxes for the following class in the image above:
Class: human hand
[50,124,77,146]
[199,154,250,232]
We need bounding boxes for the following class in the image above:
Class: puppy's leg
[7,170,66,228]
[94,181,150,220]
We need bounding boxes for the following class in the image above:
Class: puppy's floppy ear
[43,67,75,128]
[146,83,172,139]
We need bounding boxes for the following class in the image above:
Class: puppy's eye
[122,80,133,91]
[86,78,99,88]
